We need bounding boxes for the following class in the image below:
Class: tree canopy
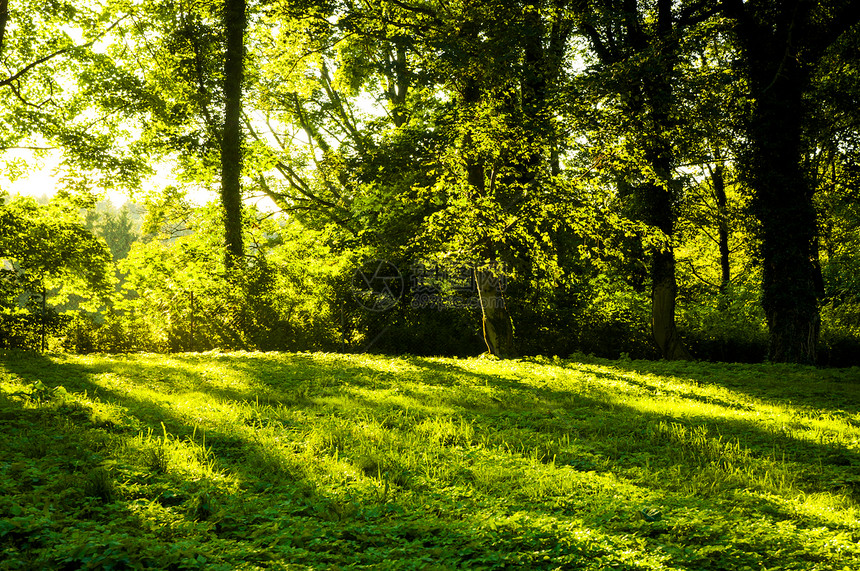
[1,0,859,364]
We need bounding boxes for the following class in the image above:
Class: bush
[820,300,860,367]
[679,284,768,363]
[0,308,66,351]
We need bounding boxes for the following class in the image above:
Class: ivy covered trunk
[221,0,246,273]
[747,64,821,363]
[732,1,823,363]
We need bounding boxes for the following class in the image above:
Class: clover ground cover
[1,350,858,569]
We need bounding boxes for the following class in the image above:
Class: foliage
[0,0,152,197]
[2,351,860,569]
[0,194,113,300]
[0,193,113,349]
[117,200,344,352]
[1,0,860,363]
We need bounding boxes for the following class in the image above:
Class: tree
[221,0,246,272]
[723,0,860,362]
[1,1,151,198]
[575,0,722,359]
[0,193,112,348]
[413,0,574,358]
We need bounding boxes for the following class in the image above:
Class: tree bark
[749,74,821,362]
[476,268,515,358]
[581,0,692,360]
[651,248,692,360]
[710,162,731,293]
[639,91,690,357]
[221,0,246,273]
[458,46,516,357]
[728,0,822,362]
[0,0,9,56]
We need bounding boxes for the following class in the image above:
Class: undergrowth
[1,350,858,569]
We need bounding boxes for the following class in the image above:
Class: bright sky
[1,148,216,207]
[2,150,66,201]
[2,148,282,212]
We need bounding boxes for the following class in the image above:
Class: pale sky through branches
[2,149,215,207]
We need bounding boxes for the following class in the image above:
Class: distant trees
[0,193,112,349]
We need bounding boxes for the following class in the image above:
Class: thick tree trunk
[735,4,821,363]
[639,172,691,360]
[221,0,246,273]
[749,89,821,362]
[476,268,515,358]
[638,151,691,360]
[651,249,692,360]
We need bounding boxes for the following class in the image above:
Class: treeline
[1,1,859,365]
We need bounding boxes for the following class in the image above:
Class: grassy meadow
[1,350,859,570]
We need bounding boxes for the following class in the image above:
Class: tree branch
[0,16,126,87]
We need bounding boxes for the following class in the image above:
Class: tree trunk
[0,0,9,56]
[732,2,821,362]
[711,162,731,293]
[582,0,691,360]
[221,0,246,273]
[476,268,515,358]
[459,61,517,357]
[640,73,691,359]
[750,84,821,362]
[651,249,692,360]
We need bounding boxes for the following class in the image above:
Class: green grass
[1,350,859,570]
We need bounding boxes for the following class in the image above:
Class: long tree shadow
[2,349,859,568]
[4,350,859,485]
[5,351,597,568]
[567,356,860,413]
[0,354,623,557]
[405,356,860,489]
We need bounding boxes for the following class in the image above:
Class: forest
[2,0,860,366]
[4,2,860,568]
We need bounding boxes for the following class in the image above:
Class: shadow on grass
[572,356,860,413]
[6,350,858,489]
[2,349,860,569]
[0,350,622,568]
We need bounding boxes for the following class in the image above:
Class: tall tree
[440,0,573,358]
[221,0,247,272]
[576,0,719,359]
[249,0,576,358]
[0,1,148,195]
[723,0,860,362]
